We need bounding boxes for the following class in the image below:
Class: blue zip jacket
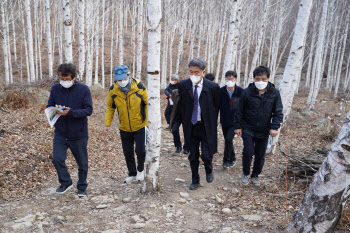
[219,84,244,128]
[47,80,93,140]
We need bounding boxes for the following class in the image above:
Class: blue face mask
[118,77,132,95]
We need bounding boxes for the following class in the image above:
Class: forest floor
[0,86,349,233]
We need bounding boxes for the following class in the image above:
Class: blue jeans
[52,133,88,190]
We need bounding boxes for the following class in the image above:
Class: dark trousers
[189,122,213,184]
[242,132,268,177]
[52,134,88,190]
[164,103,173,125]
[120,127,146,176]
[222,126,236,163]
[172,121,188,150]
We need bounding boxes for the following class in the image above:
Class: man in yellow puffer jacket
[104,65,148,184]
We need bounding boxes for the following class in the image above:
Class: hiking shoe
[229,161,237,167]
[241,174,249,185]
[78,189,86,197]
[136,170,145,182]
[251,177,260,186]
[189,183,200,190]
[183,148,190,154]
[223,162,230,169]
[175,147,182,153]
[56,183,73,194]
[206,173,214,183]
[124,176,136,184]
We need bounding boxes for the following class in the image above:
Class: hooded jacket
[104,78,148,132]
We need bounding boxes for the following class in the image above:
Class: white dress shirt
[193,77,203,121]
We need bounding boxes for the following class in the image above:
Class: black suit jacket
[178,78,220,155]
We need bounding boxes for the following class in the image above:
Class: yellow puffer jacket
[104,78,148,132]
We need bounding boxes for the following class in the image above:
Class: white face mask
[226,80,236,88]
[117,79,129,87]
[255,81,268,90]
[170,81,175,85]
[190,75,202,84]
[60,80,73,89]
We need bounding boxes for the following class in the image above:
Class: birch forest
[1,0,350,232]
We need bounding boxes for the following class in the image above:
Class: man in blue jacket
[47,63,93,196]
[219,71,243,169]
[234,66,283,186]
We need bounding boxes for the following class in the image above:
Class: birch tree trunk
[78,0,85,80]
[110,5,115,86]
[215,0,228,83]
[248,0,269,83]
[62,0,73,63]
[287,111,350,232]
[45,0,53,77]
[269,0,313,154]
[1,0,9,86]
[136,0,144,80]
[101,0,105,88]
[119,0,124,64]
[142,0,162,194]
[24,0,35,82]
[94,12,100,85]
[221,0,238,86]
[308,0,329,110]
[85,0,93,86]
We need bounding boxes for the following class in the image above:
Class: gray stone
[221,227,232,233]
[12,222,33,230]
[122,197,132,203]
[240,215,262,221]
[132,223,145,229]
[222,208,232,214]
[14,214,36,223]
[175,178,185,183]
[179,192,189,198]
[96,204,108,209]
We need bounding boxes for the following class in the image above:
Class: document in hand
[44,107,64,128]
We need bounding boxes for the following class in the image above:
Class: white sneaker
[136,170,144,182]
[123,176,136,184]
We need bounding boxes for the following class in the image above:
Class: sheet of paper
[169,98,173,105]
[44,107,63,128]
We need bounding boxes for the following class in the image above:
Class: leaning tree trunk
[142,0,161,194]
[287,111,350,232]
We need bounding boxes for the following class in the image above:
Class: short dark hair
[57,63,77,79]
[205,73,215,81]
[253,66,270,78]
[188,58,206,70]
[225,70,237,78]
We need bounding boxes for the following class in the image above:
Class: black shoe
[78,189,86,197]
[56,182,73,194]
[175,147,182,153]
[183,148,190,154]
[223,162,230,169]
[189,183,200,190]
[206,173,214,183]
[229,160,237,167]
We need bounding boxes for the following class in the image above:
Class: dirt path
[1,91,349,233]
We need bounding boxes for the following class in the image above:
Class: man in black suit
[178,58,220,190]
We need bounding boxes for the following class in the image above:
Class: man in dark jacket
[47,63,93,196]
[219,70,243,169]
[178,58,220,190]
[164,74,179,128]
[234,66,283,186]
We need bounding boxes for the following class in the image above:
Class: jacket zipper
[125,95,133,132]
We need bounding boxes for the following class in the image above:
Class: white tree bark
[1,0,9,86]
[215,0,228,83]
[248,0,269,83]
[45,0,53,77]
[136,0,144,80]
[85,0,93,86]
[94,11,100,85]
[270,0,313,154]
[287,111,350,232]
[221,0,238,86]
[78,0,85,80]
[24,0,35,82]
[101,0,105,88]
[110,5,115,86]
[142,0,162,194]
[308,0,329,110]
[119,0,124,64]
[62,0,73,63]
